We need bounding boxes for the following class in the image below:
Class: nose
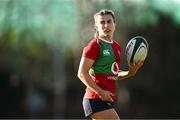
[104,22,109,28]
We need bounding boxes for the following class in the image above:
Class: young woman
[77,9,144,119]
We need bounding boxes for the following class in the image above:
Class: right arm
[77,57,114,102]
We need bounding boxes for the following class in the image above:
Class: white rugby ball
[125,36,148,63]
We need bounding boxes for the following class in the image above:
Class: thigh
[90,108,120,119]
[82,98,114,118]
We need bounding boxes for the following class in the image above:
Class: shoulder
[84,38,100,49]
[113,40,121,49]
[83,38,100,60]
[86,38,99,46]
[113,40,120,46]
[83,38,100,52]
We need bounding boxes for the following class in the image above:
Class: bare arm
[118,61,144,80]
[77,57,114,102]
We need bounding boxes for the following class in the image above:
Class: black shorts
[82,98,114,117]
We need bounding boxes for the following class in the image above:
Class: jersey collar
[98,37,113,44]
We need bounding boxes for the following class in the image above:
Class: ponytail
[94,31,99,38]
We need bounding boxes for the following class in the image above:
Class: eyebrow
[100,19,112,23]
[100,20,105,24]
[107,19,112,22]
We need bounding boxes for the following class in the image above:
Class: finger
[109,97,114,102]
[129,61,135,67]
[137,61,143,65]
[134,61,141,68]
[139,62,143,67]
[131,63,135,67]
[138,61,144,68]
[137,61,141,65]
[135,61,139,65]
[140,61,144,66]
[133,62,135,66]
[109,92,115,96]
[136,61,141,66]
[107,91,114,102]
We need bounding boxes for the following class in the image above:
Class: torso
[83,37,121,100]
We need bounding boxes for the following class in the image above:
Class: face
[95,14,115,39]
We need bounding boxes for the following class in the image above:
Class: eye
[107,20,112,24]
[100,21,105,25]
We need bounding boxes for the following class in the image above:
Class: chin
[103,35,112,40]
[105,34,112,37]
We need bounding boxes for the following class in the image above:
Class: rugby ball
[125,36,148,63]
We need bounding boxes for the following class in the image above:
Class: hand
[128,60,144,77]
[98,90,114,102]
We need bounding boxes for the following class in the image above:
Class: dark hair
[94,9,115,37]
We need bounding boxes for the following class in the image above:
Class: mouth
[104,29,111,33]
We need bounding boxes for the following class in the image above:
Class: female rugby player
[78,9,144,119]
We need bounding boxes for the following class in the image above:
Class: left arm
[118,61,144,80]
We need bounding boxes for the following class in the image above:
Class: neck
[100,35,113,42]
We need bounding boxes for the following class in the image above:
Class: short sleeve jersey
[82,37,121,100]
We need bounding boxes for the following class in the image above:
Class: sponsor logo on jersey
[107,76,117,80]
[103,49,110,56]
[111,62,119,75]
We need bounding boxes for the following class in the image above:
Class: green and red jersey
[82,37,121,100]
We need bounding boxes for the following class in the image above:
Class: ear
[94,24,98,30]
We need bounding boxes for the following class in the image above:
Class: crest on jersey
[111,62,119,75]
[103,49,110,56]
